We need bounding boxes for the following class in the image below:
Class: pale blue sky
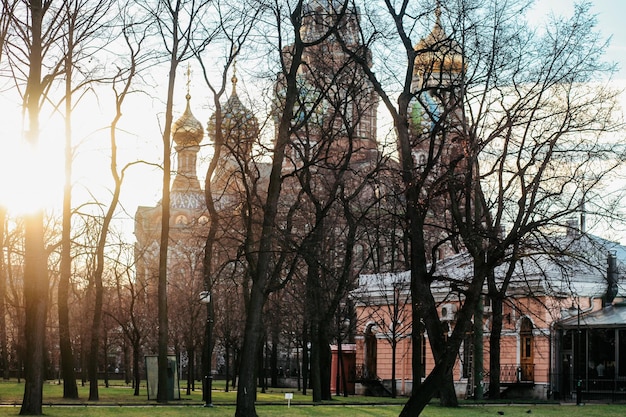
[531,0,626,79]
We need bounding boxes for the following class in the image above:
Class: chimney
[580,199,586,234]
[566,218,580,238]
[605,251,619,306]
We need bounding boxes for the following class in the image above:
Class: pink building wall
[353,295,573,398]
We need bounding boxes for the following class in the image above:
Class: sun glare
[0,138,64,216]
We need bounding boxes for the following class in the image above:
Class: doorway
[520,318,534,381]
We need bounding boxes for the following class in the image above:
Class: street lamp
[199,290,213,407]
[569,302,582,405]
[576,303,582,406]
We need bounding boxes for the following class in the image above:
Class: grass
[0,379,624,416]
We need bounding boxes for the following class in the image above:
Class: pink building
[350,233,626,400]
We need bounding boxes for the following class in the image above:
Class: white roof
[356,233,626,301]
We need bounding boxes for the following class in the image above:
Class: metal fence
[498,363,534,384]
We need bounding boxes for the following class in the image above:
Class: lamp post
[199,290,213,407]
[576,303,582,406]
[569,302,582,405]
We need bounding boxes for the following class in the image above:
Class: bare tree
[0,1,12,383]
[337,0,623,414]
[336,0,465,408]
[138,0,215,403]
[1,1,66,413]
[194,0,260,404]
[0,207,8,381]
[55,0,113,399]
[447,1,624,399]
[109,242,152,396]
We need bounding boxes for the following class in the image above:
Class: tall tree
[56,0,113,399]
[233,1,356,413]
[195,0,260,404]
[84,0,152,400]
[2,1,64,414]
[141,0,213,402]
[337,0,464,408]
[0,207,7,381]
[234,0,309,413]
[445,1,624,399]
[340,1,622,414]
[0,1,13,382]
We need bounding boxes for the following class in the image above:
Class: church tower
[409,4,468,260]
[134,83,209,291]
[170,91,206,213]
[410,3,466,166]
[207,68,261,211]
[280,0,379,165]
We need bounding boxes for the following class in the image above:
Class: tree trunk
[306,259,322,402]
[156,12,181,401]
[234,9,306,411]
[58,17,79,400]
[0,208,8,381]
[301,329,309,395]
[257,338,264,394]
[186,347,193,395]
[488,295,503,399]
[411,320,423,394]
[438,369,458,407]
[473,293,484,400]
[103,335,109,388]
[335,334,347,396]
[235,281,266,417]
[391,339,397,398]
[201,301,214,404]
[87,279,103,401]
[21,213,47,416]
[319,329,332,401]
[400,362,448,417]
[20,1,48,415]
[123,342,130,385]
[270,328,278,388]
[132,338,141,396]
[224,344,230,393]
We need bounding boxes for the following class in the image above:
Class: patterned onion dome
[207,74,260,147]
[413,6,465,75]
[173,94,204,146]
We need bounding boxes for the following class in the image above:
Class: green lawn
[0,404,624,417]
[0,380,624,416]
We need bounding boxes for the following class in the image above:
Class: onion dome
[173,94,204,146]
[207,72,259,155]
[171,93,205,210]
[413,5,465,76]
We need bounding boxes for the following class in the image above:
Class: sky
[1,0,626,242]
[530,0,626,80]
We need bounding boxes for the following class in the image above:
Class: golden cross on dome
[231,58,238,95]
[186,63,191,99]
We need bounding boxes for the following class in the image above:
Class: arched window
[520,317,534,382]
